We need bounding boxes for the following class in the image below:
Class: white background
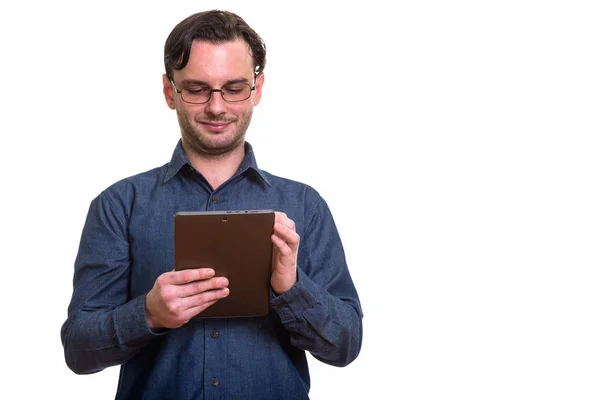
[1,1,599,399]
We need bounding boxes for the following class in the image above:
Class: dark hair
[164,10,267,81]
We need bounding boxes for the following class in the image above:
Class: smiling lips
[201,120,232,132]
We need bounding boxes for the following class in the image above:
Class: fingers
[147,269,230,328]
[174,287,230,319]
[179,276,229,298]
[274,211,295,231]
[270,213,299,294]
[149,282,230,328]
[272,221,300,253]
[181,287,230,313]
[163,268,216,285]
[157,271,229,302]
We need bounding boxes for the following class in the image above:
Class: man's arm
[270,198,363,367]
[60,191,160,374]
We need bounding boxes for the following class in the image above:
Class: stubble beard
[177,109,253,157]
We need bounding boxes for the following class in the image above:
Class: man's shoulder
[99,163,169,200]
[261,170,322,200]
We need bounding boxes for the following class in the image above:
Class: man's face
[163,39,264,156]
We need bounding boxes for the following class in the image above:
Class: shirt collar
[163,140,271,186]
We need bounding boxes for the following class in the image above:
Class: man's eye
[186,86,210,94]
[223,86,244,95]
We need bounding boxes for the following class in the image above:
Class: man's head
[163,10,267,156]
[164,10,266,83]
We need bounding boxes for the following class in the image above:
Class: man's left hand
[270,211,300,294]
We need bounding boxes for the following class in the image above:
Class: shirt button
[210,330,219,339]
[211,377,220,387]
[212,194,219,203]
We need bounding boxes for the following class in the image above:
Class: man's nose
[205,90,226,114]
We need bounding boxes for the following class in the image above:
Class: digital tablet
[174,210,275,318]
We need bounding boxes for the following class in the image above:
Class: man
[61,9,363,400]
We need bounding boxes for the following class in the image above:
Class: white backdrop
[1,1,599,399]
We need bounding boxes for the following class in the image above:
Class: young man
[61,10,363,400]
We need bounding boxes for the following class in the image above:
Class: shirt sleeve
[60,190,164,374]
[270,197,363,367]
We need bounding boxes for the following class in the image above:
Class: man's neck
[184,143,246,190]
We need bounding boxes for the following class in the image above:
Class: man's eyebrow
[180,78,251,86]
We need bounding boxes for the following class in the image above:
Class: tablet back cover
[174,210,274,318]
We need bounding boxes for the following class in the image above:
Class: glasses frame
[170,79,256,104]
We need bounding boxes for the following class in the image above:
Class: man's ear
[253,73,265,106]
[162,74,176,110]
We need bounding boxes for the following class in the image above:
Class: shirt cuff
[113,294,168,345]
[270,268,321,323]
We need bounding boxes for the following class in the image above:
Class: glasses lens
[221,83,252,102]
[181,85,211,104]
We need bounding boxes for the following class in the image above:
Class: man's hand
[270,212,300,294]
[145,268,229,329]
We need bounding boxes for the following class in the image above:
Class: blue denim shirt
[61,141,363,400]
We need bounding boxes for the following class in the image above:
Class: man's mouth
[201,120,232,131]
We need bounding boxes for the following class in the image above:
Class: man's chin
[187,135,244,156]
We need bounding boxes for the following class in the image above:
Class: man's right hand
[145,268,229,329]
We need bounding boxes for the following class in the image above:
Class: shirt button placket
[206,326,223,393]
[208,193,221,211]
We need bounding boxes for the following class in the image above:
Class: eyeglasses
[171,80,256,104]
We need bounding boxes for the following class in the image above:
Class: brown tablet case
[174,210,275,318]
